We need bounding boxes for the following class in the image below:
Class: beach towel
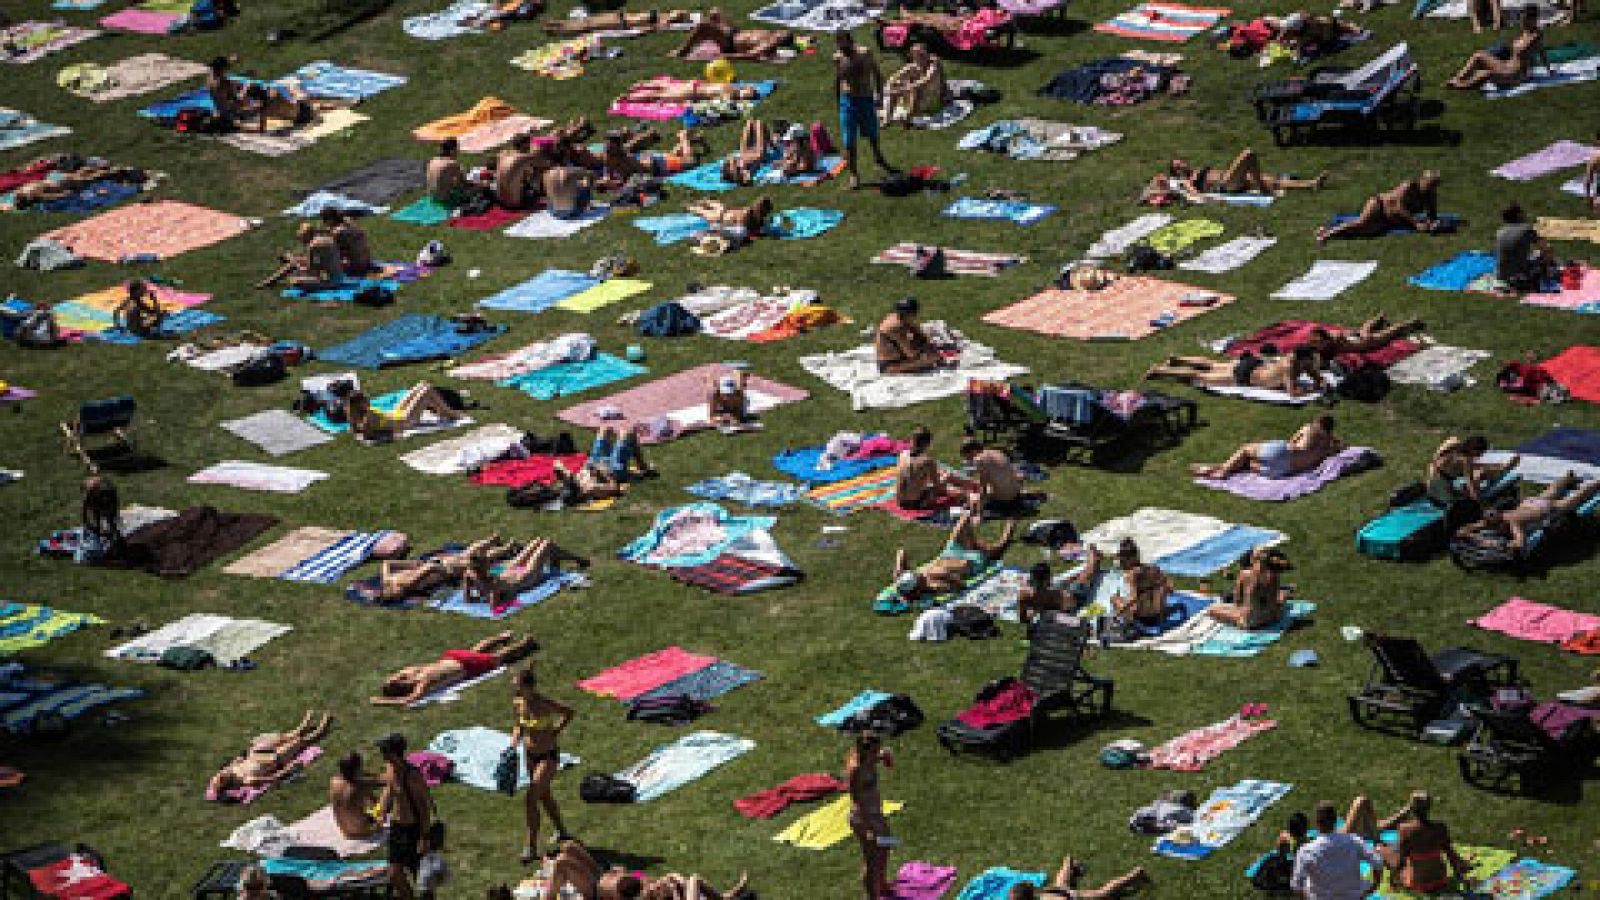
[633,659,763,704]
[456,114,554,153]
[470,455,590,488]
[1561,175,1600,201]
[319,315,506,369]
[1272,260,1378,299]
[99,7,182,33]
[210,746,322,804]
[11,178,142,215]
[1535,216,1600,243]
[1225,320,1418,370]
[1511,426,1600,476]
[1084,213,1173,260]
[621,504,778,568]
[1486,55,1600,98]
[390,196,452,226]
[1147,713,1277,770]
[611,77,777,121]
[1178,236,1277,274]
[774,794,905,848]
[1384,344,1491,391]
[476,270,600,313]
[285,806,385,859]
[956,868,1046,900]
[505,206,612,239]
[667,159,745,193]
[413,96,521,141]
[0,604,105,658]
[41,200,248,262]
[507,354,650,402]
[188,461,329,494]
[750,0,882,31]
[221,409,335,457]
[579,647,719,700]
[223,527,350,578]
[701,297,801,340]
[889,862,959,900]
[559,278,652,313]
[259,858,389,890]
[404,0,492,40]
[800,337,1027,411]
[427,727,578,791]
[1,22,99,64]
[818,690,894,727]
[772,444,900,484]
[616,730,755,801]
[735,773,848,819]
[1144,218,1224,254]
[106,613,289,665]
[215,108,370,157]
[1523,265,1600,313]
[805,466,900,513]
[1195,447,1379,501]
[872,243,1027,277]
[1157,524,1288,577]
[0,109,71,152]
[397,424,524,475]
[982,277,1233,341]
[1096,1,1228,40]
[111,506,278,578]
[1081,507,1235,562]
[1325,213,1460,236]
[284,185,387,215]
[66,53,208,103]
[1476,860,1576,899]
[1369,846,1515,900]
[878,562,1014,616]
[277,530,392,585]
[942,196,1056,226]
[1154,780,1292,859]
[0,664,141,733]
[559,364,810,441]
[959,118,1123,162]
[283,61,407,103]
[686,473,804,507]
[308,159,429,206]
[1130,601,1314,656]
[1491,139,1597,180]
[447,206,527,231]
[428,570,587,619]
[754,156,845,186]
[668,530,803,595]
[1540,345,1600,403]
[1470,596,1600,644]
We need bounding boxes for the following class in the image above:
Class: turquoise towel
[766,207,844,239]
[391,195,452,225]
[1191,601,1317,657]
[500,353,646,400]
[634,213,711,245]
[282,278,400,302]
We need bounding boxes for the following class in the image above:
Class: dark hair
[319,207,345,226]
[486,887,514,900]
[1286,811,1310,839]
[1292,345,1315,361]
[1313,801,1339,830]
[617,875,644,899]
[511,133,532,152]
[516,667,537,690]
[440,137,459,157]
[1460,435,1489,457]
[1029,561,1052,587]
[338,752,362,781]
[1501,204,1525,224]
[910,425,933,451]
[1314,414,1335,431]
[210,56,229,74]
[1309,327,1330,340]
[836,30,856,47]
[959,437,982,457]
[1008,884,1037,900]
[1117,537,1140,563]
[895,296,919,315]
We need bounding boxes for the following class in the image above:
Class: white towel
[1178,236,1277,274]
[1384,345,1490,391]
[1272,260,1378,300]
[1085,213,1172,260]
[1079,508,1233,563]
[398,424,525,475]
[799,327,1027,411]
[408,666,507,708]
[1480,451,1600,485]
[505,206,611,239]
[187,461,330,494]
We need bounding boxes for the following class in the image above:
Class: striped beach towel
[0,669,143,734]
[278,530,394,584]
[805,466,899,513]
[871,242,1027,277]
[1094,2,1230,41]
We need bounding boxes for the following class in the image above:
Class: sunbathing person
[1305,317,1425,365]
[428,138,470,205]
[206,56,246,131]
[113,280,166,338]
[875,296,945,374]
[255,223,344,291]
[602,128,703,183]
[1019,547,1102,627]
[208,710,333,797]
[4,162,147,210]
[377,536,512,601]
[1275,11,1364,57]
[545,165,597,220]
[320,208,374,275]
[1445,10,1551,89]
[371,631,539,705]
[1107,538,1172,629]
[607,870,751,900]
[672,8,793,59]
[1150,148,1324,201]
[1347,792,1469,894]
[1206,546,1290,629]
[496,133,546,210]
[626,79,761,103]
[890,510,1015,605]
[1315,171,1443,241]
[463,0,544,28]
[544,8,692,35]
[336,382,465,442]
[1190,414,1344,480]
[461,538,591,607]
[329,751,384,840]
[776,123,819,176]
[895,426,975,510]
[707,369,753,427]
[1007,857,1150,900]
[688,196,774,237]
[1145,345,1322,397]
[1428,435,1515,507]
[721,119,776,185]
[1495,203,1558,291]
[883,43,950,126]
[958,437,1024,508]
[238,81,323,134]
[1456,471,1600,552]
[540,426,658,506]
[514,839,604,898]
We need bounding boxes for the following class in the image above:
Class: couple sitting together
[376,534,590,606]
[1146,316,1424,397]
[720,119,820,186]
[1272,792,1471,896]
[894,427,1033,513]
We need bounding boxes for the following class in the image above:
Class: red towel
[1226,320,1419,370]
[956,680,1037,728]
[470,454,588,488]
[1540,345,1600,403]
[734,772,848,818]
[0,160,56,194]
[577,646,718,699]
[449,206,529,231]
[27,856,129,900]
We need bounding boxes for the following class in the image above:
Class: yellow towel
[558,278,652,313]
[1536,217,1600,243]
[773,796,904,850]
[413,96,520,142]
[1375,845,1515,900]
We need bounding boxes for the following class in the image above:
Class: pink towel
[888,862,959,900]
[577,646,718,699]
[1146,715,1275,771]
[1470,596,1600,644]
[100,8,183,34]
[207,745,323,804]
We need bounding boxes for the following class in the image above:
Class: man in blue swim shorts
[834,31,897,189]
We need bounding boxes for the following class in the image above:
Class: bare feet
[1314,226,1331,243]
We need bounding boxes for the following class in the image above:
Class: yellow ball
[705,59,735,84]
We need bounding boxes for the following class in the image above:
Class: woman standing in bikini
[511,666,575,864]
[846,731,894,900]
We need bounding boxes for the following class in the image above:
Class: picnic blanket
[222,527,351,578]
[558,364,809,441]
[1178,236,1277,274]
[221,409,335,457]
[956,868,1046,900]
[615,730,755,801]
[41,200,248,262]
[2,21,98,64]
[1470,596,1600,644]
[0,604,105,658]
[476,270,600,313]
[958,118,1123,162]
[404,0,492,40]
[1385,345,1491,390]
[772,443,901,484]
[1475,860,1576,899]
[106,613,290,666]
[1523,265,1600,313]
[942,196,1056,226]
[0,664,143,734]
[1491,139,1597,180]
[306,159,428,206]
[398,424,524,475]
[1194,447,1379,501]
[109,506,278,578]
[871,243,1027,277]
[774,794,905,849]
[319,315,506,369]
[750,0,881,30]
[1146,713,1277,770]
[427,726,578,790]
[282,61,407,102]
[800,333,1027,411]
[188,461,330,494]
[578,646,721,699]
[1225,320,1419,370]
[470,454,588,488]
[982,277,1233,341]
[61,53,208,102]
[1540,345,1600,403]
[428,570,588,619]
[1272,260,1378,300]
[1081,508,1286,574]
[687,473,805,507]
[1154,780,1292,859]
[1095,1,1229,41]
[0,108,71,152]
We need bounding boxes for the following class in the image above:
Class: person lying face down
[207,710,333,797]
[1144,345,1322,398]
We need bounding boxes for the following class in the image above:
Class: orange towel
[412,96,520,142]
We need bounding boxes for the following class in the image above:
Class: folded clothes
[734,772,846,818]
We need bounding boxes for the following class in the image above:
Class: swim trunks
[838,93,879,151]
[1256,439,1292,479]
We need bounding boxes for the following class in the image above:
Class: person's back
[329,773,375,839]
[894,449,937,506]
[427,155,463,202]
[496,150,534,208]
[1494,221,1537,281]
[1393,819,1451,892]
[1292,803,1381,900]
[333,221,372,274]
[974,448,1021,503]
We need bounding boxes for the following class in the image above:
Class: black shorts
[1233,353,1262,386]
[389,823,422,874]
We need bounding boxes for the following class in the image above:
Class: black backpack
[1123,244,1171,273]
[231,353,286,387]
[1250,851,1294,892]
[879,172,921,197]
[948,605,1000,640]
[626,693,710,725]
[1337,363,1391,403]
[843,693,925,737]
[580,773,637,803]
[353,285,394,307]
[911,246,948,279]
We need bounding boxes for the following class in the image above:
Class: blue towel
[281,191,388,217]
[262,859,389,883]
[618,503,776,567]
[634,213,711,245]
[478,269,600,313]
[138,88,214,120]
[817,689,892,727]
[634,660,763,704]
[1156,525,1283,577]
[1408,250,1497,291]
[1515,426,1600,465]
[957,868,1046,900]
[771,444,897,484]
[1327,212,1460,235]
[766,207,845,239]
[685,472,804,507]
[25,180,141,214]
[500,353,646,400]
[92,309,226,345]
[287,61,407,102]
[754,156,842,186]
[943,196,1056,226]
[428,571,585,619]
[0,668,142,734]
[1129,590,1215,638]
[1191,601,1317,657]
[281,278,400,302]
[318,314,504,369]
[667,160,741,193]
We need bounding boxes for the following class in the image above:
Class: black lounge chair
[965,379,1195,464]
[1347,632,1519,735]
[1458,703,1599,794]
[60,395,138,474]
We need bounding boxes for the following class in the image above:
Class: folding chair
[1458,704,1599,794]
[60,396,137,474]
[1347,632,1519,735]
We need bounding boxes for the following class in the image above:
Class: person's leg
[473,630,518,654]
[536,760,569,838]
[840,96,862,188]
[1553,478,1600,513]
[893,547,910,580]
[1190,444,1259,479]
[1073,867,1149,900]
[1219,148,1263,193]
[976,519,1017,560]
[1317,195,1386,241]
[491,634,540,664]
[1207,603,1249,626]
[522,751,543,855]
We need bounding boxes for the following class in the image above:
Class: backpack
[492,746,520,796]
[353,285,394,307]
[626,693,709,725]
[1337,363,1390,403]
[842,693,924,736]
[947,605,1000,640]
[159,645,216,671]
[1250,851,1294,892]
[879,172,920,197]
[809,121,836,158]
[580,773,637,803]
[417,240,450,267]
[1123,244,1171,273]
[911,246,947,279]
[230,353,286,387]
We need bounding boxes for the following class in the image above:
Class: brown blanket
[114,506,278,578]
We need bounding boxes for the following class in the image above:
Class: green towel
[1374,845,1515,900]
[391,196,452,226]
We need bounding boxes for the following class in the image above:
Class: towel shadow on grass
[1015,422,1202,475]
[1030,708,1155,752]
[1016,16,1091,39]
[93,451,168,475]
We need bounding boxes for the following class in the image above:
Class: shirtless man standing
[376,733,434,900]
[1190,414,1345,480]
[834,31,897,189]
[875,297,944,374]
[1316,171,1444,242]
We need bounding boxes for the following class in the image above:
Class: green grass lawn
[2,0,1599,895]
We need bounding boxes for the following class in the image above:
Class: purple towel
[889,862,959,900]
[1491,140,1597,181]
[1194,447,1378,502]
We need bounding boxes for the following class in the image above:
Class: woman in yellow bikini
[512,666,575,864]
[337,382,465,442]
